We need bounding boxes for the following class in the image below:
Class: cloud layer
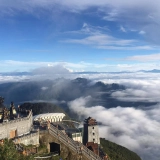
[1,0,160,45]
[1,59,160,73]
[66,71,160,160]
[111,78,160,103]
[0,65,160,160]
[68,96,160,160]
[125,53,160,62]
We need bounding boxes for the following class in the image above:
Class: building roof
[33,113,65,121]
[84,117,97,125]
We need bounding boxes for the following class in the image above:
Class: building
[66,128,82,143]
[0,110,33,139]
[0,98,39,147]
[83,117,100,155]
[33,113,65,123]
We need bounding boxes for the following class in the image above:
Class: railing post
[49,124,102,160]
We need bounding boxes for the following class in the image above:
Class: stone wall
[13,131,39,146]
[40,131,88,160]
[0,111,33,139]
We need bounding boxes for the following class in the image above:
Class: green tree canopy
[0,139,33,160]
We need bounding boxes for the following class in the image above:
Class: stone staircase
[49,124,103,160]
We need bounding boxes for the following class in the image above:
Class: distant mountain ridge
[0,78,156,112]
[1,69,160,77]
[139,69,160,73]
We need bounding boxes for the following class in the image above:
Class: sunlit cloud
[62,23,154,50]
[125,53,160,62]
[1,60,160,73]
[139,30,146,35]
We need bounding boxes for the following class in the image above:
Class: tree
[0,139,33,160]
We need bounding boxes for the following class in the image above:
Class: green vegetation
[0,139,64,160]
[0,139,34,160]
[100,138,141,160]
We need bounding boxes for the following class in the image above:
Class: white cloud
[112,88,160,102]
[0,64,160,160]
[32,65,71,75]
[62,24,153,50]
[97,45,153,50]
[41,86,48,90]
[68,96,160,160]
[0,60,91,72]
[1,0,159,12]
[0,64,159,159]
[78,72,160,104]
[1,59,160,73]
[0,75,29,84]
[0,60,52,71]
[63,34,136,46]
[106,73,160,103]
[125,53,160,62]
[103,9,119,21]
[139,30,146,35]
[1,0,160,45]
[120,25,126,32]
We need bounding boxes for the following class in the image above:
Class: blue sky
[1,0,160,72]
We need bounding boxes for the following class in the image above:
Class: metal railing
[49,124,102,160]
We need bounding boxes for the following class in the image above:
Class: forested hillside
[100,138,141,160]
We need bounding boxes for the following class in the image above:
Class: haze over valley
[0,70,159,160]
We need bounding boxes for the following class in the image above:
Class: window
[93,138,95,142]
[76,133,80,137]
[92,127,94,129]
[93,133,95,135]
[72,134,76,138]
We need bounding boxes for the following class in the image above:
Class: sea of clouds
[0,68,160,160]
[67,72,160,160]
[68,97,160,160]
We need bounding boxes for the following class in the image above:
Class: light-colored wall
[0,111,33,139]
[88,125,100,144]
[13,132,39,146]
[72,133,82,143]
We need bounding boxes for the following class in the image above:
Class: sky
[1,1,160,159]
[1,0,160,72]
